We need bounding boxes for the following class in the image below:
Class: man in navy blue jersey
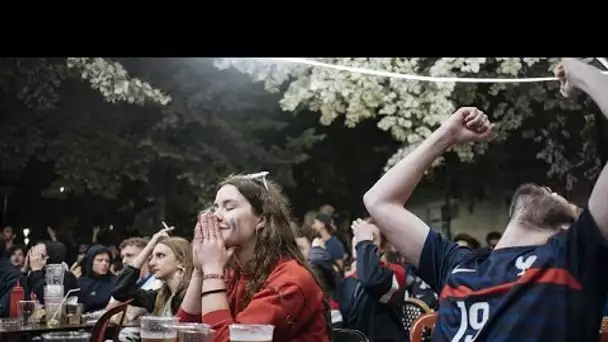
[363,58,608,342]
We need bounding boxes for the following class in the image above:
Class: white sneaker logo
[452,265,476,274]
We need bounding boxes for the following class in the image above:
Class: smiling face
[213,184,265,248]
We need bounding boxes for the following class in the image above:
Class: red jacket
[177,259,330,342]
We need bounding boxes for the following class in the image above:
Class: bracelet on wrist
[202,273,225,281]
[201,288,227,298]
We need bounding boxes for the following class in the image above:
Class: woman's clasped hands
[193,212,235,275]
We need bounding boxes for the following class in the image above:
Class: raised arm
[363,107,492,267]
[351,219,405,303]
[558,58,608,235]
[110,265,157,312]
[130,226,173,270]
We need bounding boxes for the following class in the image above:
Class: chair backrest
[402,298,433,336]
[90,299,133,342]
[332,328,369,342]
[409,312,437,342]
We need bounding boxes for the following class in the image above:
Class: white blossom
[214,57,598,190]
[67,58,171,106]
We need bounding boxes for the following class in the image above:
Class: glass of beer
[140,316,177,342]
[176,323,215,342]
[229,324,274,342]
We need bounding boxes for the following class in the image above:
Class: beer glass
[140,316,177,342]
[229,324,274,342]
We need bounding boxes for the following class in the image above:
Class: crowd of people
[0,58,607,342]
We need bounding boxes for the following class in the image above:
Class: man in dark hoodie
[0,239,27,317]
[26,240,79,303]
[77,244,116,312]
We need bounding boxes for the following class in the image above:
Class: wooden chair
[402,298,433,338]
[409,312,437,342]
[89,299,133,342]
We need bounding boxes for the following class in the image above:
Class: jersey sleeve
[416,230,472,293]
[355,241,406,303]
[550,207,608,291]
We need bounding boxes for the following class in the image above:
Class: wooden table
[0,322,95,334]
[0,322,96,342]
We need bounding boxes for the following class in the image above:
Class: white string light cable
[596,57,608,69]
[259,57,608,84]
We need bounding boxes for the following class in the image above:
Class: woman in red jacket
[177,172,331,342]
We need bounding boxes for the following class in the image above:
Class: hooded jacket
[26,241,79,304]
[0,239,27,317]
[77,244,115,312]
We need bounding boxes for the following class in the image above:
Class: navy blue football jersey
[417,208,608,341]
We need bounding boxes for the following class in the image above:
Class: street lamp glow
[59,187,65,193]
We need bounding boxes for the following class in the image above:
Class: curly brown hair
[219,174,332,339]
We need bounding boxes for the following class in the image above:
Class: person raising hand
[111,224,193,316]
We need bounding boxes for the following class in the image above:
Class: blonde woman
[111,227,193,316]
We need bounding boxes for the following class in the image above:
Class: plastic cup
[140,316,177,342]
[229,324,274,342]
[45,264,65,285]
[173,323,215,342]
[66,303,84,325]
[45,302,63,327]
[41,332,91,341]
[44,284,64,299]
[18,300,36,326]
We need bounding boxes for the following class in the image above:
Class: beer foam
[140,332,164,339]
[229,331,271,341]
[140,332,177,339]
[229,325,273,341]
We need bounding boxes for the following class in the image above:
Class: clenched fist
[440,107,493,145]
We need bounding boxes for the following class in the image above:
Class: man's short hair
[453,233,481,249]
[119,237,149,251]
[486,231,502,242]
[8,245,26,255]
